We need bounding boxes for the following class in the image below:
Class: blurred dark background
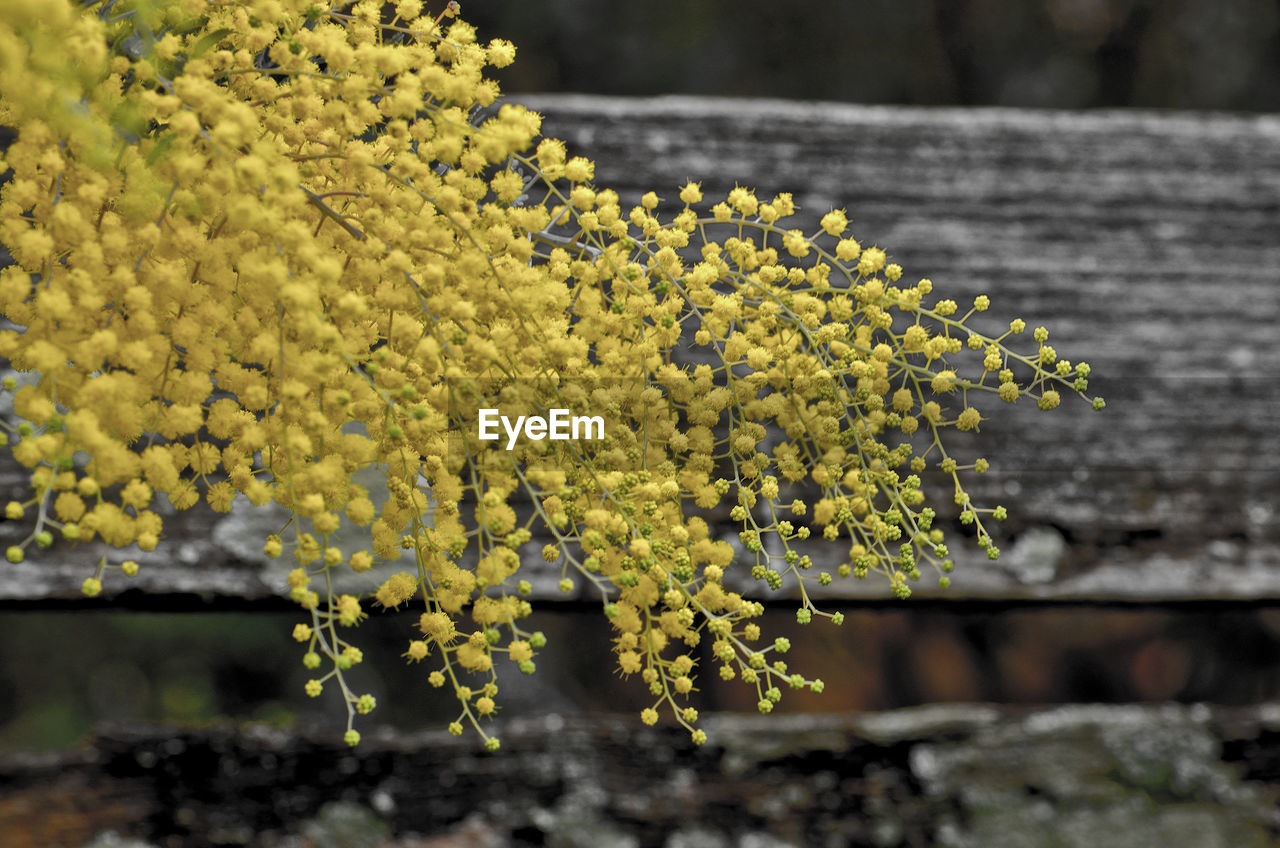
[466,0,1280,110]
[6,605,1280,751]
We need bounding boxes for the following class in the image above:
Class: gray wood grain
[1,97,1277,604]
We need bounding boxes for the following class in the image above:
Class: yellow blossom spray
[0,0,1102,747]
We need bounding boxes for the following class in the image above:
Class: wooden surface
[2,97,1278,605]
[2,705,1279,848]
[517,95,1280,601]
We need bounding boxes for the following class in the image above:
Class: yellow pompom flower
[727,186,758,216]
[930,371,957,394]
[486,38,516,68]
[820,209,848,236]
[375,572,419,608]
[857,247,886,275]
[335,595,365,626]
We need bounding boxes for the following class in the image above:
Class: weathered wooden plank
[2,705,1279,848]
[1,98,1277,604]
[509,96,1280,602]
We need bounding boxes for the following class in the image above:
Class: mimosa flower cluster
[0,0,1101,748]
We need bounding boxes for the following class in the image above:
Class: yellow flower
[857,247,886,275]
[375,572,418,608]
[486,38,516,68]
[727,186,758,216]
[335,594,364,626]
[820,209,848,236]
[0,0,1095,744]
[930,371,957,393]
